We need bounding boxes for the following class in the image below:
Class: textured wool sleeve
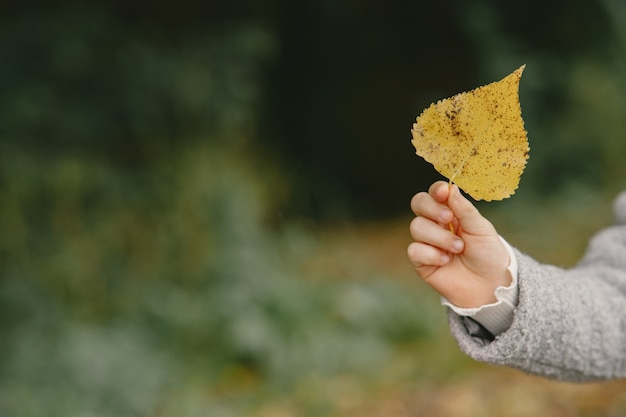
[448,191,626,382]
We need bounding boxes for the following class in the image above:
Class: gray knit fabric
[448,191,626,382]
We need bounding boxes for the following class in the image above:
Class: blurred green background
[1,1,626,416]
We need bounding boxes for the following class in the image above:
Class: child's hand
[407,181,511,308]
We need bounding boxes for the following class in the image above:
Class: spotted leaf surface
[411,65,529,201]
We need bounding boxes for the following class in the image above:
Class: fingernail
[452,239,464,253]
[440,254,450,264]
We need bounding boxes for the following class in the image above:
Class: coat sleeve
[448,192,626,382]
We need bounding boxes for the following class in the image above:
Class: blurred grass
[3,140,624,416]
[0,141,445,416]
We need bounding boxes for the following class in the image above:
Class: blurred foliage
[2,1,625,217]
[1,1,626,416]
[0,141,440,416]
[0,7,438,416]
[0,6,274,159]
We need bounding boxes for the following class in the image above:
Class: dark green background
[2,0,623,219]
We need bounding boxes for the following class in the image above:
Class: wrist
[443,238,519,335]
[480,236,513,304]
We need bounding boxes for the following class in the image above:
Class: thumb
[447,184,495,236]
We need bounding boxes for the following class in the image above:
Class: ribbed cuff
[442,237,519,336]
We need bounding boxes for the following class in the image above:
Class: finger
[428,180,452,203]
[411,191,454,224]
[447,184,496,236]
[410,216,464,254]
[407,241,450,279]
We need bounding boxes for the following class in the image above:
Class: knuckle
[428,181,446,194]
[407,242,420,261]
[409,216,428,239]
[410,192,428,212]
[451,191,476,217]
[407,243,428,268]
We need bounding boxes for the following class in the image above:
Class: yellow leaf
[411,65,530,201]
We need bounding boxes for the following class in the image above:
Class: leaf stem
[448,180,455,234]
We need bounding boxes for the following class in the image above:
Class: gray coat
[449,191,626,382]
